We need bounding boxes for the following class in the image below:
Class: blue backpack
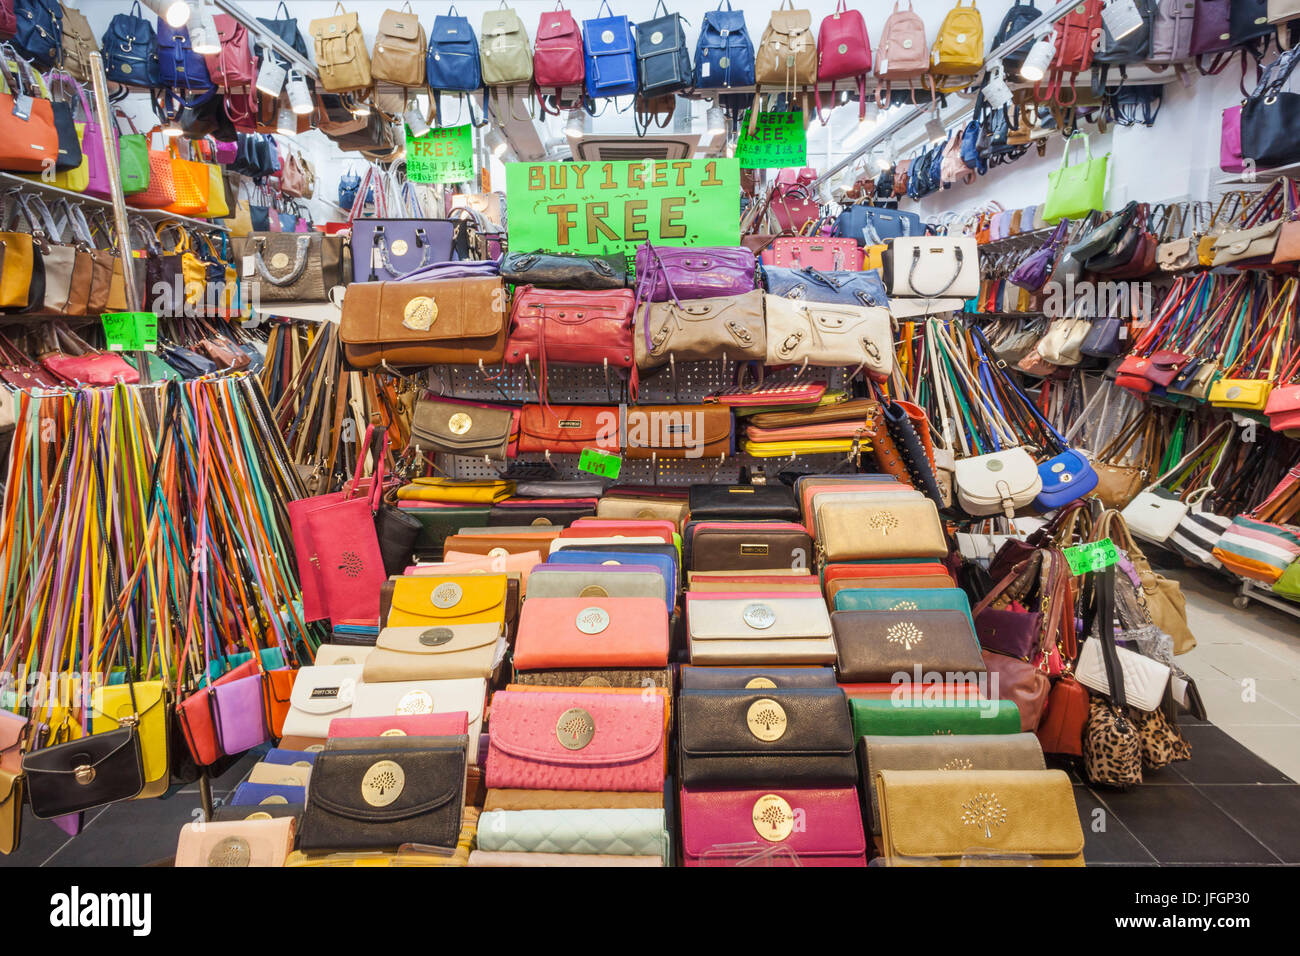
[426,6,484,122]
[156,21,214,105]
[339,170,362,210]
[102,2,159,87]
[583,0,637,100]
[13,0,62,69]
[694,0,755,89]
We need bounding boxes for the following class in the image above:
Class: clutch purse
[686,593,836,665]
[687,521,812,572]
[525,565,669,608]
[386,575,508,628]
[513,597,670,670]
[875,769,1084,865]
[517,404,620,455]
[762,295,893,377]
[677,687,856,788]
[475,808,667,857]
[849,697,1021,738]
[350,678,487,762]
[297,735,468,852]
[396,478,516,504]
[596,495,690,525]
[279,665,362,739]
[340,278,508,368]
[410,399,516,459]
[680,786,865,866]
[831,609,986,683]
[814,498,947,560]
[623,403,733,460]
[248,762,312,787]
[511,668,671,688]
[230,782,307,806]
[328,712,468,739]
[362,623,503,682]
[687,483,801,522]
[175,817,296,867]
[485,689,667,792]
[831,586,973,625]
[1074,638,1170,712]
[858,733,1045,834]
[633,290,767,369]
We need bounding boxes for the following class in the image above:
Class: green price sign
[578,447,623,480]
[736,111,807,169]
[406,123,474,184]
[1063,538,1120,576]
[101,312,158,353]
[504,158,741,257]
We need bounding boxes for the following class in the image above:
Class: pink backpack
[816,0,871,122]
[534,5,585,113]
[874,1,932,108]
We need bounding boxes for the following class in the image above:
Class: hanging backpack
[156,21,215,106]
[256,1,311,70]
[102,3,158,88]
[694,0,754,90]
[309,3,372,94]
[372,5,425,88]
[636,0,690,98]
[930,0,983,91]
[815,0,871,122]
[58,2,96,84]
[875,1,932,108]
[13,0,59,68]
[426,6,485,124]
[1035,0,1102,106]
[204,13,255,91]
[534,4,584,112]
[582,0,637,101]
[755,0,816,90]
[1096,0,1155,65]
[480,4,533,88]
[1147,0,1196,65]
[990,0,1039,70]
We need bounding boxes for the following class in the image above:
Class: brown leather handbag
[339,277,508,368]
[232,233,345,302]
[1091,410,1157,510]
[624,403,732,460]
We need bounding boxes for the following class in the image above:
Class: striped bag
[1213,516,1300,583]
[1168,510,1232,571]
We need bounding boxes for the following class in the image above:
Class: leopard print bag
[1083,697,1143,789]
[1130,706,1191,770]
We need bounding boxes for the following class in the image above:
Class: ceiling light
[706,106,726,137]
[164,1,191,28]
[189,2,219,55]
[256,57,286,97]
[277,105,297,136]
[1020,33,1058,83]
[486,128,509,158]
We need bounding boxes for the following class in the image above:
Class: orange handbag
[513,597,670,671]
[163,141,211,217]
[262,667,298,739]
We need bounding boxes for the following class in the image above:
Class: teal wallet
[832,587,975,632]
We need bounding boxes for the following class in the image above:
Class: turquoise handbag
[476,808,668,858]
[832,587,975,632]
[200,647,286,686]
[850,698,1021,739]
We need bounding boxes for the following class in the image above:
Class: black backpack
[990,0,1040,69]
[1094,0,1155,65]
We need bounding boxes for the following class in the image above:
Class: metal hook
[478,358,511,401]
[669,352,678,403]
[709,452,727,482]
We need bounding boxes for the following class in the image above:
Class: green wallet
[400,504,492,554]
[850,698,1021,739]
[833,587,975,632]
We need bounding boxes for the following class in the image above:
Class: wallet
[397,503,491,554]
[230,782,307,807]
[475,808,668,857]
[686,593,836,665]
[679,665,838,690]
[328,712,469,740]
[832,586,974,627]
[248,762,312,788]
[687,521,813,573]
[849,697,1021,738]
[350,678,486,764]
[815,497,948,561]
[511,668,671,689]
[831,609,986,683]
[410,398,516,459]
[175,817,296,867]
[484,789,664,811]
[386,575,508,629]
[678,687,856,788]
[680,786,865,867]
[526,564,669,610]
[314,645,374,667]
[397,478,515,504]
[687,484,800,522]
[362,623,504,682]
[280,665,361,739]
[468,850,662,867]
[546,547,678,590]
[595,496,690,526]
[518,404,620,455]
[624,404,733,459]
[487,504,596,527]
[513,597,670,670]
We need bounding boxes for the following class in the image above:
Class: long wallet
[362,623,503,682]
[513,597,670,670]
[687,483,801,521]
[475,808,667,857]
[687,521,812,572]
[484,789,664,811]
[686,593,836,665]
[849,697,1021,738]
[815,497,947,561]
[831,609,986,683]
[680,785,865,866]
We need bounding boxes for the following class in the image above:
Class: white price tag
[701,62,710,78]
[242,255,256,278]
[11,94,31,120]
[1102,0,1144,43]
[982,61,1012,110]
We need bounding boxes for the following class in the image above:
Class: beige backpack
[372,3,427,88]
[480,5,533,87]
[755,0,817,89]
[59,3,99,84]
[310,3,372,93]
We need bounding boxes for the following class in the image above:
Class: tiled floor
[3,564,1297,866]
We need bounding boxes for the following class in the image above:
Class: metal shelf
[0,172,229,233]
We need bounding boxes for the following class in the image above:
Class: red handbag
[204,13,256,90]
[533,6,585,112]
[1037,674,1089,757]
[815,0,872,121]
[177,659,261,766]
[505,286,636,368]
[1115,355,1156,394]
[517,403,620,455]
[769,236,861,270]
[39,325,140,386]
[769,167,821,234]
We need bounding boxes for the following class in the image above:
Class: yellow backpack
[931,0,983,85]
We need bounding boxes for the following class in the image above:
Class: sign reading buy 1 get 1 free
[504,159,741,257]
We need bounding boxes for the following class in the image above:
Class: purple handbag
[48,71,111,200]
[1220,105,1244,173]
[350,219,456,282]
[211,673,270,756]
[214,138,238,164]
[1009,220,1069,292]
[975,607,1044,661]
[633,243,757,302]
[396,259,500,283]
[1190,0,1233,57]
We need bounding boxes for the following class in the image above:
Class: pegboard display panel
[425,360,862,485]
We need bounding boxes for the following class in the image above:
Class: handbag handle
[1137,419,1234,494]
[905,244,965,298]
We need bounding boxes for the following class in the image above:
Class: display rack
[0,172,231,234]
[1234,579,1300,619]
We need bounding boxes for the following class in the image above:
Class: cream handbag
[280,665,361,739]
[1036,315,1091,366]
[313,644,375,667]
[1121,422,1232,544]
[362,624,503,682]
[762,295,893,376]
[685,594,835,665]
[634,290,766,369]
[888,236,979,299]
[1075,638,1170,712]
[954,449,1043,518]
[350,677,487,762]
[248,761,312,788]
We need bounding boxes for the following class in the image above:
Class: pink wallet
[746,421,874,442]
[174,817,297,867]
[512,597,670,670]
[328,712,469,739]
[486,689,666,792]
[680,786,866,867]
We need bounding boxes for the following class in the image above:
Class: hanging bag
[582,0,638,101]
[372,3,426,88]
[310,2,372,93]
[0,46,56,172]
[694,0,754,90]
[635,0,690,98]
[481,2,532,88]
[815,0,871,122]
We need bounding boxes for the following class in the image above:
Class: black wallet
[679,666,838,690]
[687,484,801,522]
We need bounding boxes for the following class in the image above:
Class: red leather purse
[505,286,636,368]
[517,404,620,455]
[177,659,261,766]
[1037,675,1089,756]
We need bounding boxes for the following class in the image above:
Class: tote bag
[1043,132,1108,224]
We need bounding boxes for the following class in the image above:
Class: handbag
[1122,421,1231,544]
[763,295,892,377]
[635,0,690,97]
[754,0,816,92]
[814,0,871,121]
[1043,132,1108,224]
[232,233,344,303]
[634,290,766,369]
[762,266,888,308]
[1097,509,1198,655]
[533,3,584,105]
[582,0,638,100]
[634,243,756,302]
[768,236,860,271]
[885,236,979,299]
[102,1,158,86]
[411,397,515,459]
[832,205,923,245]
[0,48,56,173]
[505,286,636,370]
[350,220,456,282]
[371,3,426,87]
[1242,46,1300,169]
[501,251,626,290]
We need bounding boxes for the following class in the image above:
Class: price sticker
[578,447,622,480]
[1063,537,1120,576]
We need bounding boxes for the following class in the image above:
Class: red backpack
[534,5,585,113]
[0,0,13,38]
[816,0,872,121]
[1036,0,1103,105]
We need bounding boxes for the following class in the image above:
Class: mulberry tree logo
[961,791,1007,839]
[868,511,900,536]
[370,768,398,796]
[886,622,924,651]
[752,706,782,732]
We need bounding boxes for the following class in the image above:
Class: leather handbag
[876,769,1084,865]
[678,687,855,787]
[0,50,57,173]
[298,736,466,851]
[501,251,626,290]
[371,3,426,86]
[125,127,177,210]
[688,483,800,521]
[634,244,756,302]
[517,404,619,455]
[90,679,170,799]
[279,664,362,739]
[680,786,865,866]
[363,624,501,682]
[411,397,515,459]
[763,295,893,376]
[340,277,508,368]
[858,733,1044,835]
[762,267,888,308]
[685,593,835,664]
[204,13,256,91]
[505,286,636,368]
[351,219,455,282]
[581,0,637,99]
[232,233,343,302]
[769,237,861,271]
[885,236,979,299]
[309,3,371,93]
[955,447,1043,517]
[175,817,296,867]
[487,688,667,791]
[480,4,531,87]
[832,609,984,683]
[754,0,816,91]
[534,3,584,102]
[514,597,669,670]
[634,289,766,369]
[623,403,732,459]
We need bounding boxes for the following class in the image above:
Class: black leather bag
[636,1,692,97]
[880,400,946,507]
[500,251,628,290]
[297,736,467,852]
[487,503,596,526]
[49,101,81,171]
[677,688,857,788]
[1080,315,1125,358]
[376,502,422,577]
[1231,0,1274,47]
[1242,47,1300,170]
[22,726,145,819]
[1084,203,1144,272]
[686,483,800,522]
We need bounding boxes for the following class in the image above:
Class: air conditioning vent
[568,135,702,161]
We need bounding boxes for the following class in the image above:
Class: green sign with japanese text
[406,123,474,184]
[504,159,741,256]
[737,111,807,169]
